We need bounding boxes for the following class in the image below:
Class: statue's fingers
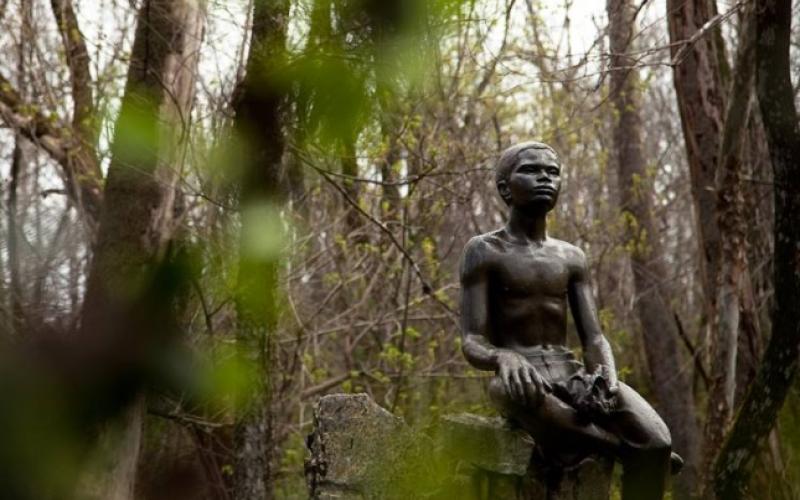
[527,365,544,394]
[500,367,513,396]
[510,369,524,403]
[520,368,538,405]
[530,366,552,392]
[520,365,533,387]
[516,367,533,405]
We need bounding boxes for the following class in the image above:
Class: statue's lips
[531,188,557,195]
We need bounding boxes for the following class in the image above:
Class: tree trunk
[77,0,205,498]
[666,0,773,478]
[666,0,727,306]
[231,0,290,498]
[702,5,756,480]
[341,133,362,234]
[8,135,24,333]
[50,0,103,222]
[7,0,32,335]
[607,0,701,496]
[737,106,771,407]
[712,1,800,497]
[376,85,402,221]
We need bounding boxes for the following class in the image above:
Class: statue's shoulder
[460,229,508,275]
[463,229,509,255]
[547,238,588,268]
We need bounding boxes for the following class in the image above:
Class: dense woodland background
[0,0,798,498]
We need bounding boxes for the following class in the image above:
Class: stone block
[305,393,613,500]
[439,413,535,476]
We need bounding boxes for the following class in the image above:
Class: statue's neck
[507,206,548,243]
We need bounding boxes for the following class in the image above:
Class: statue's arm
[459,238,501,371]
[568,249,618,389]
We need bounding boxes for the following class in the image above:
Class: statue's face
[500,148,561,212]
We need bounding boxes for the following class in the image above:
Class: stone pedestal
[439,413,612,500]
[305,393,613,500]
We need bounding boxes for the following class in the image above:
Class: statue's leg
[487,377,621,457]
[489,371,672,499]
[601,382,672,500]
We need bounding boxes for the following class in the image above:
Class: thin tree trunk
[341,134,362,234]
[667,0,725,414]
[737,106,771,406]
[372,3,410,225]
[7,0,31,335]
[377,88,402,221]
[666,0,726,333]
[77,1,205,498]
[607,0,701,496]
[712,1,800,497]
[50,0,103,222]
[703,5,756,479]
[8,135,24,333]
[231,1,290,498]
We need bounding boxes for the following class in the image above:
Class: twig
[301,372,355,400]
[148,406,224,429]
[673,312,710,388]
[313,166,432,292]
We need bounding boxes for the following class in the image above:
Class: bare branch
[0,71,102,222]
[50,0,98,162]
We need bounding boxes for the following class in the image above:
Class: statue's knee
[625,421,671,459]
[651,434,671,454]
[641,427,671,457]
[488,377,509,406]
[650,418,672,453]
[489,377,506,401]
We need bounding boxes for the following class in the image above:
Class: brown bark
[712,0,800,497]
[8,135,24,333]
[607,1,701,496]
[231,0,290,498]
[666,0,726,315]
[7,7,28,334]
[49,0,103,222]
[703,5,756,479]
[736,106,770,406]
[77,0,205,498]
[666,0,774,481]
[50,0,94,147]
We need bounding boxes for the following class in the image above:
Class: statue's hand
[598,364,619,398]
[497,351,551,406]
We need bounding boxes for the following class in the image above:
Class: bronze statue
[459,142,680,500]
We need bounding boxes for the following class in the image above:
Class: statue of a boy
[459,142,680,500]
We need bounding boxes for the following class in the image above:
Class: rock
[439,413,534,476]
[543,457,614,500]
[439,413,613,500]
[306,393,613,500]
[305,393,426,499]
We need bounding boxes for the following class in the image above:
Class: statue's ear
[497,180,511,204]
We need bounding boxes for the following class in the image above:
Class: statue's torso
[477,230,580,350]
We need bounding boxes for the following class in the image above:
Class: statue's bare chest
[490,247,571,297]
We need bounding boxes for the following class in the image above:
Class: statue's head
[495,141,561,212]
